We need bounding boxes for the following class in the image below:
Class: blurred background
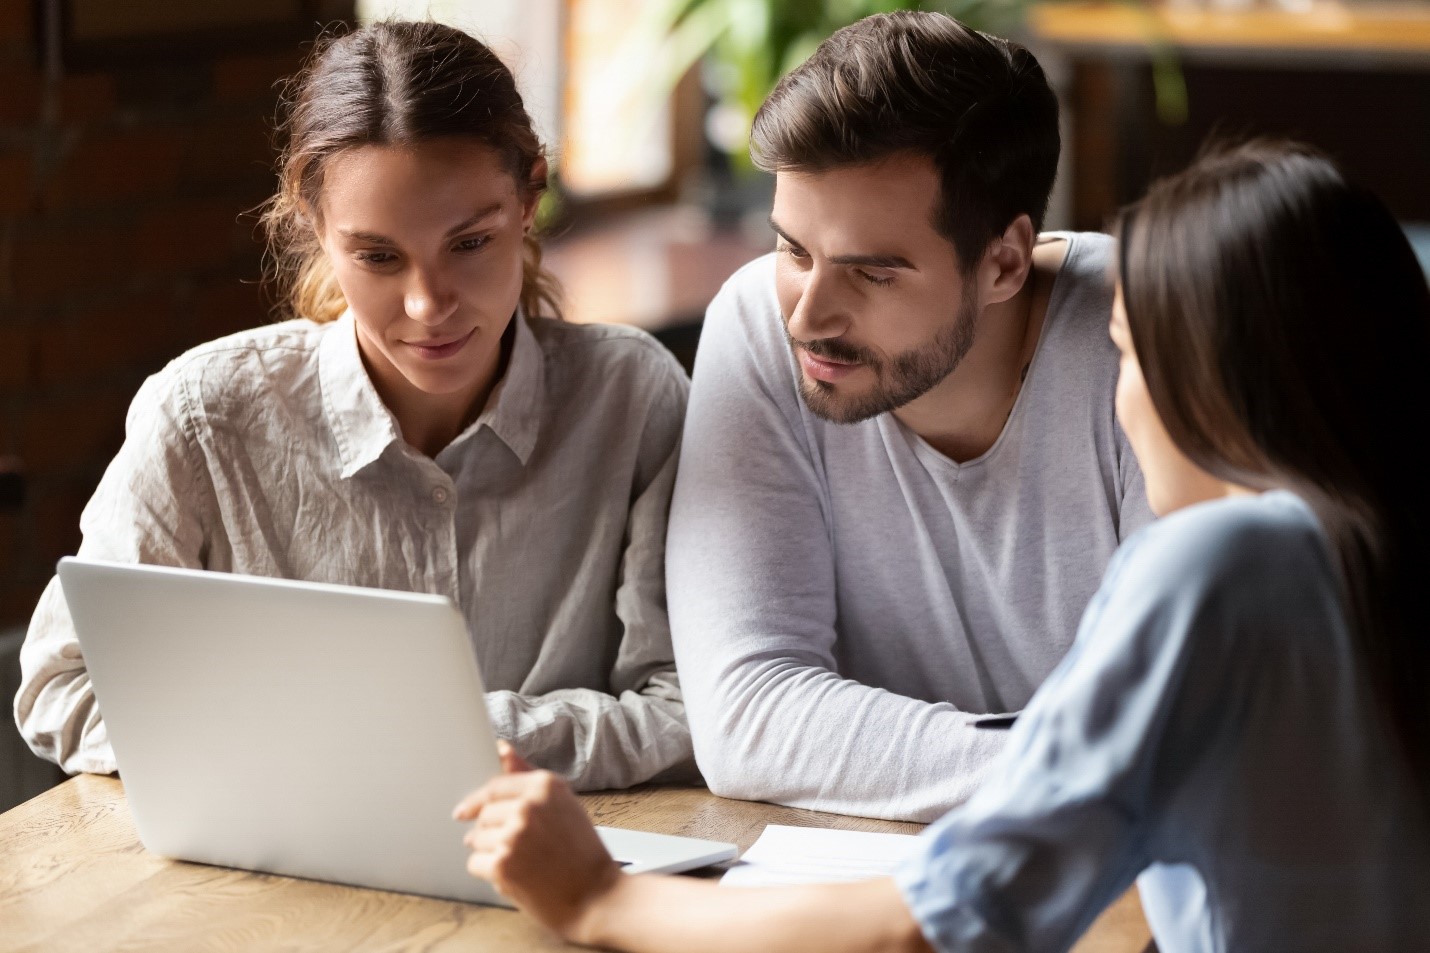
[2,0,1429,806]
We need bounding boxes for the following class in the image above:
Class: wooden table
[1,775,1151,952]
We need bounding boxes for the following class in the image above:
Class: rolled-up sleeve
[484,360,694,791]
[15,368,213,775]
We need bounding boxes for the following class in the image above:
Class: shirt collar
[319,310,545,478]
[456,308,543,465]
[319,312,403,479]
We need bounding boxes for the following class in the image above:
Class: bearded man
[666,11,1154,823]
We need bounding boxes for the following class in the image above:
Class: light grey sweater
[667,233,1153,822]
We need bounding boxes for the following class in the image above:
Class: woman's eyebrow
[337,203,507,245]
[443,202,505,237]
[337,228,395,245]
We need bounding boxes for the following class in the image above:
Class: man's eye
[779,243,810,260]
[858,270,894,287]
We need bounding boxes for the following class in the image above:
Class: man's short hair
[750,11,1060,272]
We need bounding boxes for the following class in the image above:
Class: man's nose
[786,269,849,343]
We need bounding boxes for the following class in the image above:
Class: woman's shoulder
[1134,492,1323,570]
[164,319,329,377]
[525,316,689,392]
[1065,492,1345,721]
[134,319,333,422]
[1107,491,1337,629]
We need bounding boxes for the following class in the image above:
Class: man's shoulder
[707,252,781,327]
[705,251,795,348]
[688,252,803,395]
[1035,232,1118,355]
[1043,231,1114,296]
[1059,230,1115,263]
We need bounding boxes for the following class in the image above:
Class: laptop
[57,557,737,906]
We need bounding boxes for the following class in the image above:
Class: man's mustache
[790,335,875,365]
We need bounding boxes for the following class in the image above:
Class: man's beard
[789,288,979,425]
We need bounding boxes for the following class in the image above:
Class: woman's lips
[405,328,475,361]
[798,347,861,383]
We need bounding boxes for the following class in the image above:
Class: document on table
[719,824,922,888]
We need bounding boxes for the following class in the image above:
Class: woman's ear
[522,156,549,232]
[299,194,326,247]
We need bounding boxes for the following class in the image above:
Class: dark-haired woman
[452,139,1430,951]
[17,21,694,790]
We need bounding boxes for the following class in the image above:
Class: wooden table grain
[1,775,1150,952]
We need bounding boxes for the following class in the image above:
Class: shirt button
[431,486,450,504]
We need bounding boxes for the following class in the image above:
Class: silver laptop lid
[58,557,503,905]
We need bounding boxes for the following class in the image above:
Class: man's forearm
[687,661,1010,823]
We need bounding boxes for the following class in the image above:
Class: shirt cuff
[483,690,516,742]
[892,825,1000,953]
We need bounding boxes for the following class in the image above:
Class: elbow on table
[682,666,809,803]
[689,728,782,803]
[15,683,110,775]
[697,760,766,803]
[15,710,74,774]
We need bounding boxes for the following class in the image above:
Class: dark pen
[972,714,1018,730]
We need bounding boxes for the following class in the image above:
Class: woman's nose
[405,269,458,325]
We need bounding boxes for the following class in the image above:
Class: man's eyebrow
[768,217,914,270]
[337,203,506,244]
[769,217,802,249]
[829,252,914,269]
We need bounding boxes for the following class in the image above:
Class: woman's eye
[857,270,894,287]
[454,235,491,253]
[354,250,396,265]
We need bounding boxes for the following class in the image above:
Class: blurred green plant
[630,0,1186,168]
[638,0,1032,164]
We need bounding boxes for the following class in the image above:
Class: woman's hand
[456,742,931,953]
[453,742,622,942]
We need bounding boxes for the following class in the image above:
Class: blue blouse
[895,491,1430,952]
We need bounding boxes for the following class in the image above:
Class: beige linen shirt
[15,311,694,790]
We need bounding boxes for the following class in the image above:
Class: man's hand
[453,743,622,941]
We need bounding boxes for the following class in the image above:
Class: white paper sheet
[718,824,922,888]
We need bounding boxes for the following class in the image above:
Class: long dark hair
[1116,139,1430,797]
[260,20,561,323]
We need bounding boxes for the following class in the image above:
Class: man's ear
[522,156,549,231]
[979,214,1036,306]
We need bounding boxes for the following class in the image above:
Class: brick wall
[0,1,353,627]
